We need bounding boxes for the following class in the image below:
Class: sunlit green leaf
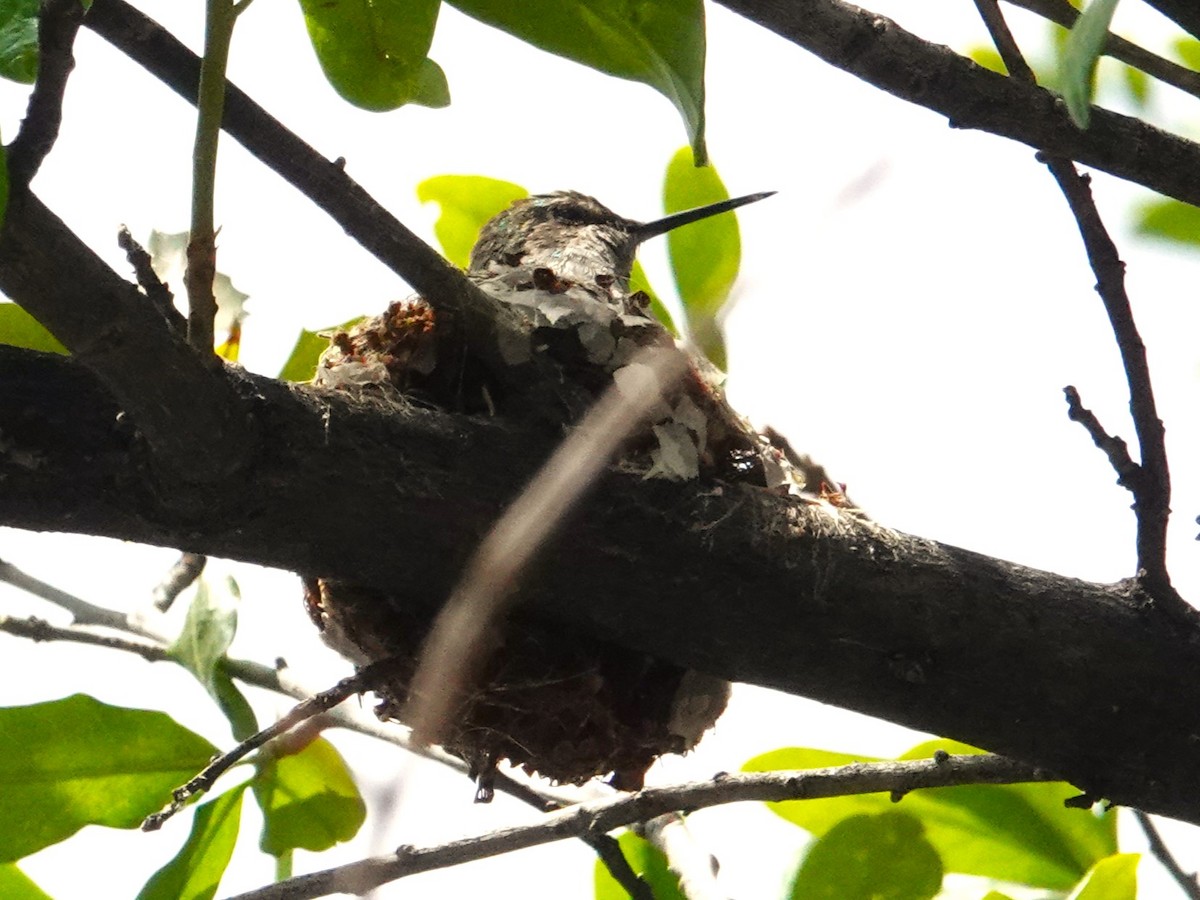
[167,579,257,741]
[136,786,246,900]
[0,0,37,84]
[448,0,707,162]
[1059,0,1121,128]
[663,145,746,369]
[1119,63,1148,107]
[968,45,1008,75]
[0,303,67,354]
[744,740,1115,891]
[1133,197,1200,247]
[278,318,364,383]
[1171,37,1200,71]
[1067,853,1138,900]
[416,174,529,269]
[297,0,448,110]
[594,831,685,900]
[252,736,365,855]
[788,812,942,900]
[0,863,52,900]
[629,260,677,336]
[0,695,216,861]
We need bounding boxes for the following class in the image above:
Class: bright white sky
[1,0,1199,897]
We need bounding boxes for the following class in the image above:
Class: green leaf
[136,786,246,900]
[663,146,742,369]
[1119,63,1149,107]
[252,736,365,855]
[1171,36,1200,71]
[448,0,707,163]
[0,695,217,861]
[968,45,1008,75]
[0,0,38,84]
[1059,0,1121,128]
[744,740,1115,891]
[788,812,942,900]
[594,831,685,900]
[0,863,53,900]
[0,303,67,354]
[629,260,677,336]
[169,580,237,697]
[416,174,529,269]
[1068,853,1139,900]
[1133,197,1200,247]
[278,318,364,382]
[297,0,448,111]
[167,579,258,741]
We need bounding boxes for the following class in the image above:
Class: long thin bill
[630,190,776,243]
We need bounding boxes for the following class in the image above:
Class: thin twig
[404,346,691,747]
[971,0,1190,624]
[1002,0,1200,102]
[1043,159,1185,618]
[0,556,158,637]
[222,755,1053,900]
[973,0,1036,83]
[152,552,207,611]
[142,658,397,831]
[589,833,656,900]
[1062,386,1139,485]
[1135,810,1200,900]
[7,0,87,186]
[118,226,185,336]
[0,614,169,661]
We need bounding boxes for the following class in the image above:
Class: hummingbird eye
[551,204,593,225]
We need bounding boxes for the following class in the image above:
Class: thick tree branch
[714,0,1200,206]
[2,345,1199,824]
[223,755,1048,900]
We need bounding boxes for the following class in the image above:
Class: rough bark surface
[4,345,1199,824]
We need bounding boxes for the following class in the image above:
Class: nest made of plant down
[303,292,788,796]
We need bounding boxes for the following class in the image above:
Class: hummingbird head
[468,190,774,286]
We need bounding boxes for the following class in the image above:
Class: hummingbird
[467,191,775,351]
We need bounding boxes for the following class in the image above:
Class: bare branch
[1043,160,1183,617]
[222,755,1051,900]
[713,0,1200,207]
[0,614,168,661]
[117,226,185,336]
[7,0,87,186]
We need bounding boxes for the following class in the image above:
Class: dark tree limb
[1139,0,1200,45]
[713,0,1200,206]
[6,0,87,186]
[3,344,1200,824]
